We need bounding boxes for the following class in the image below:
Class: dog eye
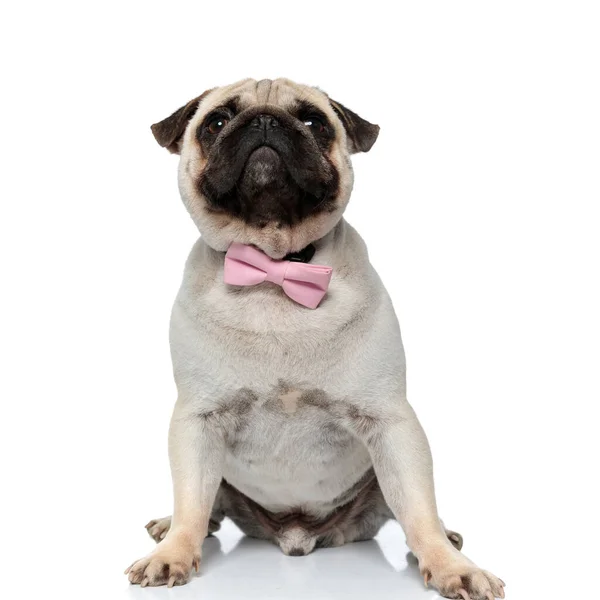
[303,116,326,133]
[206,117,229,134]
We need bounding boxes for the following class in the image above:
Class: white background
[1,2,599,599]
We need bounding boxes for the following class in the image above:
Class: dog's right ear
[151,89,213,154]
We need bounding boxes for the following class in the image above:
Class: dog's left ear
[329,99,380,153]
[151,89,213,154]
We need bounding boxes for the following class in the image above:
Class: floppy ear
[151,89,213,154]
[329,99,380,153]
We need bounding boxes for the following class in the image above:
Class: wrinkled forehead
[195,78,333,119]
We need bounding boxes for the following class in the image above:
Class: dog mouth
[241,145,284,186]
[197,111,339,225]
[245,145,282,171]
[249,145,280,161]
[204,137,324,196]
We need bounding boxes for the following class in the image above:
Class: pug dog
[125,78,505,600]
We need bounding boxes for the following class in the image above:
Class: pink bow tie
[224,243,333,309]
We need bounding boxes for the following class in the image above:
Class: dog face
[152,78,379,258]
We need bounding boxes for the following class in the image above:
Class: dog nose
[250,114,280,130]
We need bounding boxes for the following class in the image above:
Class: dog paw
[421,548,505,599]
[125,540,200,587]
[145,517,171,542]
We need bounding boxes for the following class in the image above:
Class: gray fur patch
[197,388,257,434]
[262,381,333,415]
[346,405,380,437]
[300,388,331,410]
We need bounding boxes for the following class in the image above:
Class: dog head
[152,78,379,258]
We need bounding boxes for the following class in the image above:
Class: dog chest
[219,383,373,512]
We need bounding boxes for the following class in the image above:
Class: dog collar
[283,243,316,263]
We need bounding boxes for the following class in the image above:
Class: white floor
[121,520,439,600]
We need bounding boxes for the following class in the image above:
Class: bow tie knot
[263,259,288,286]
[223,243,333,309]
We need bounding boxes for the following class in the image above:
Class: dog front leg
[357,400,505,600]
[126,397,225,587]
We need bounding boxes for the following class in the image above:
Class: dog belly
[222,411,373,515]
